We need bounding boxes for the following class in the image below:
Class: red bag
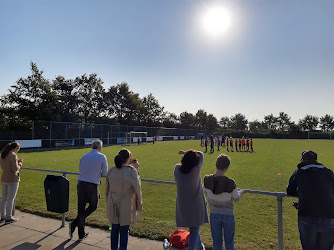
[169,229,190,248]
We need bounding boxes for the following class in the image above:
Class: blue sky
[1,0,333,123]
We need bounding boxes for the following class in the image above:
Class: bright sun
[202,6,232,37]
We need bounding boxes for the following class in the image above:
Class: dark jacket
[287,160,334,219]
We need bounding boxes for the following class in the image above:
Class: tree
[105,82,142,125]
[3,61,60,124]
[179,112,195,129]
[249,120,262,133]
[230,113,248,131]
[288,123,302,135]
[162,112,179,128]
[195,109,208,130]
[140,93,166,127]
[219,116,230,134]
[277,112,292,132]
[319,114,334,132]
[206,114,218,133]
[52,76,80,122]
[74,73,105,123]
[264,113,277,130]
[298,115,319,131]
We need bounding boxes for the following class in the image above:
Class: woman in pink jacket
[0,142,23,223]
[106,148,143,250]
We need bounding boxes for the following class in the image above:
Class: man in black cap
[287,150,334,250]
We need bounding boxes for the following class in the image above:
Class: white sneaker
[195,243,205,250]
[5,217,19,224]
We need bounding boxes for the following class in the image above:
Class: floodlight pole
[32,121,34,140]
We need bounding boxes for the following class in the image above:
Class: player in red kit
[246,137,250,151]
[229,137,234,152]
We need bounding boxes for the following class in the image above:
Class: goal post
[308,131,332,139]
[129,131,148,145]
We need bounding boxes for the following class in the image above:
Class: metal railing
[21,167,290,250]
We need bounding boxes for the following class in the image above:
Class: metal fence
[0,121,205,148]
[21,167,289,250]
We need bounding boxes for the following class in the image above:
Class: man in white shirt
[69,140,108,240]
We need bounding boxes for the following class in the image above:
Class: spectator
[69,140,108,240]
[287,150,334,250]
[174,150,208,250]
[0,142,23,223]
[204,154,244,250]
[106,148,142,250]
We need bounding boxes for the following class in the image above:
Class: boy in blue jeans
[203,154,244,250]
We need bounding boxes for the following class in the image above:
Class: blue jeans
[111,224,130,250]
[188,227,204,250]
[298,216,334,250]
[210,213,235,250]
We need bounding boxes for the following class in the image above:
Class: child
[205,139,208,152]
[250,138,253,152]
[246,137,250,151]
[241,136,245,152]
[229,137,233,152]
[235,138,238,152]
[217,137,220,151]
[226,137,229,151]
[238,138,242,152]
[204,154,244,250]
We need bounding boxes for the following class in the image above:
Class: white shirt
[78,149,108,184]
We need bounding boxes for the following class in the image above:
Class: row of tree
[1,62,334,134]
[245,113,334,133]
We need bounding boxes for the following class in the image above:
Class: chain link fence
[0,121,205,148]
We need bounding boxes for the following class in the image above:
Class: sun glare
[202,6,232,37]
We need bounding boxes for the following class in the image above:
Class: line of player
[201,135,254,153]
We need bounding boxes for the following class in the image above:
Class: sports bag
[169,229,190,248]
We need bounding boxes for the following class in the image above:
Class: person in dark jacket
[287,150,334,250]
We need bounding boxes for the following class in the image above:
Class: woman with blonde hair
[0,142,23,223]
[106,148,143,250]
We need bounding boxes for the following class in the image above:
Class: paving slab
[0,211,163,250]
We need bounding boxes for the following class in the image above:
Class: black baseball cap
[301,150,317,161]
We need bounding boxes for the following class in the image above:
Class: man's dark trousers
[73,181,99,238]
[298,216,334,250]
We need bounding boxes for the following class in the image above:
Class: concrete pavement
[0,210,163,250]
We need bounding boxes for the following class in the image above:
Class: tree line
[1,62,333,135]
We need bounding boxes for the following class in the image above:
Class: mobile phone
[131,159,137,164]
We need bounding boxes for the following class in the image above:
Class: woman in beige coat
[106,148,143,250]
[0,142,23,223]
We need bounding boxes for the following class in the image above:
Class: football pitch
[3,139,334,249]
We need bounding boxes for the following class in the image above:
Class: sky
[1,0,333,123]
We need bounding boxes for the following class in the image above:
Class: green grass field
[1,139,333,249]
